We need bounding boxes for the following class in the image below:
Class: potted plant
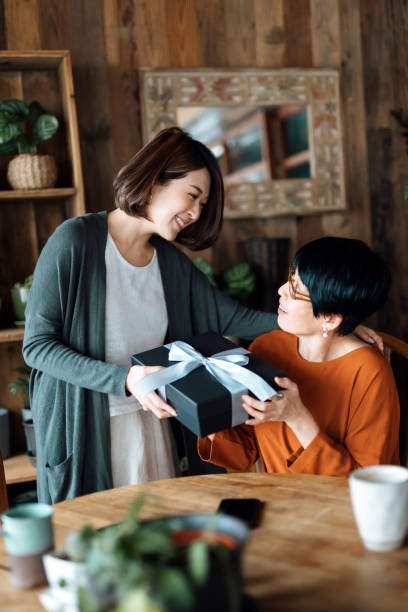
[194,258,255,302]
[8,365,35,465]
[0,98,59,189]
[41,495,249,612]
[10,273,33,325]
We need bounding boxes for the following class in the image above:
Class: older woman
[198,237,400,477]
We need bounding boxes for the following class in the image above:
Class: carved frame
[139,68,346,218]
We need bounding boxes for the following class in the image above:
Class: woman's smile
[175,214,187,230]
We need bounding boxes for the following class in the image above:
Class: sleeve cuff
[286,432,327,472]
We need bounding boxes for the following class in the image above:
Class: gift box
[131,332,285,438]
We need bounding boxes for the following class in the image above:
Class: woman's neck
[297,333,367,362]
[108,209,154,266]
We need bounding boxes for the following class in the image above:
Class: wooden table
[1,472,408,611]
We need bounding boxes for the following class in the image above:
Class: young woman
[198,237,400,476]
[24,128,382,503]
[23,128,279,503]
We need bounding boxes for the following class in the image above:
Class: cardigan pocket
[45,454,73,503]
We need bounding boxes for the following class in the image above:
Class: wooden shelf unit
[0,51,85,465]
[0,187,76,200]
[4,453,36,485]
[0,328,24,343]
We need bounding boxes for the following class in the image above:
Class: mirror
[177,105,311,184]
[139,68,346,218]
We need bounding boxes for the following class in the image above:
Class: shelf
[0,187,76,200]
[0,328,24,343]
[4,453,36,485]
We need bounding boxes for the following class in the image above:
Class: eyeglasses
[287,264,312,303]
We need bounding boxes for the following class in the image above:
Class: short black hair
[293,237,391,335]
[113,127,224,251]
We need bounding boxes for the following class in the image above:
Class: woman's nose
[188,200,201,222]
[278,282,287,297]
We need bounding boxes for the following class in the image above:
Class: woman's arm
[197,424,259,472]
[23,221,130,396]
[242,367,400,476]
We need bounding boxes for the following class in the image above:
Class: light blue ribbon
[133,340,277,427]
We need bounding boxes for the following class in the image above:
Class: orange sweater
[198,330,400,476]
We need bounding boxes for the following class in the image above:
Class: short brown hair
[113,127,224,250]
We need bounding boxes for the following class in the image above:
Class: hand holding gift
[242,375,320,449]
[126,365,177,419]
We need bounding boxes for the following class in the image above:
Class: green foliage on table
[0,99,59,154]
[404,185,408,201]
[66,495,239,612]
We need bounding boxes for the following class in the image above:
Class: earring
[322,327,328,338]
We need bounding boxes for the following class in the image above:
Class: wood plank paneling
[335,0,371,243]
[70,0,115,213]
[38,0,72,50]
[165,0,201,66]
[254,0,285,67]
[360,0,408,340]
[3,0,41,49]
[283,0,312,67]
[224,0,256,66]
[195,0,227,66]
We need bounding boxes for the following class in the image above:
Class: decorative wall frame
[139,68,346,218]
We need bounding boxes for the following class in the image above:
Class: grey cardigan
[23,212,277,503]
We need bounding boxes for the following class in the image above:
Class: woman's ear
[323,313,343,333]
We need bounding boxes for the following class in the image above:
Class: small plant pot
[7,153,57,190]
[41,550,86,608]
[10,286,30,322]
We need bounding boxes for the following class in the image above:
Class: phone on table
[217,498,262,529]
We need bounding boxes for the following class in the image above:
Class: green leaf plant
[8,365,31,405]
[66,495,242,612]
[194,257,255,300]
[0,99,59,154]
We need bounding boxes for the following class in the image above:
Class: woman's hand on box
[126,365,177,419]
[242,376,319,448]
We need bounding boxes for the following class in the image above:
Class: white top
[105,233,168,416]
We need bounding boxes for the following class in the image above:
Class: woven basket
[7,154,57,189]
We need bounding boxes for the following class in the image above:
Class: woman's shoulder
[345,343,392,371]
[250,329,294,356]
[48,212,107,247]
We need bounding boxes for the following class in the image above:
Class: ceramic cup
[349,465,408,552]
[0,503,54,588]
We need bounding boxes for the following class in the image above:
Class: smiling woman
[22,127,282,504]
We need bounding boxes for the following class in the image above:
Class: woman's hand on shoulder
[354,325,383,352]
[126,365,177,419]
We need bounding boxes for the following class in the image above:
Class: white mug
[349,465,408,552]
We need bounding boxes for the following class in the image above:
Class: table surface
[1,472,408,612]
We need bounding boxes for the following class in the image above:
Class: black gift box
[131,332,285,437]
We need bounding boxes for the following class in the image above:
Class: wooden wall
[0,0,407,447]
